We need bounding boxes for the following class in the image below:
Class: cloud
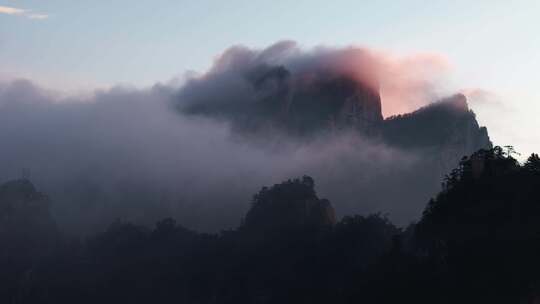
[372,51,451,116]
[178,41,452,120]
[0,5,48,20]
[460,88,505,107]
[0,78,445,235]
[0,5,24,15]
[27,13,48,20]
[0,42,488,235]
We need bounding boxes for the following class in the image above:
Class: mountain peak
[242,176,336,233]
[431,93,469,112]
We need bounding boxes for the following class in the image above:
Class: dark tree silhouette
[3,150,540,303]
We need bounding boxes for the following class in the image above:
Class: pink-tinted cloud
[197,42,451,117]
[0,5,48,20]
[370,51,451,116]
[460,88,504,107]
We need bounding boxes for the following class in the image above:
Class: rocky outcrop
[184,64,490,157]
[183,65,384,136]
[183,64,492,183]
[253,73,492,160]
[382,94,492,171]
[281,73,383,135]
[0,179,57,257]
[242,176,336,233]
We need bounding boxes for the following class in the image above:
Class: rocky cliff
[183,65,384,136]
[183,65,490,156]
[280,72,383,135]
[382,93,492,172]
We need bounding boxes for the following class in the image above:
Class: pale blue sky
[1,0,539,155]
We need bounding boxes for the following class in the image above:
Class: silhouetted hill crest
[242,176,336,233]
[0,179,58,258]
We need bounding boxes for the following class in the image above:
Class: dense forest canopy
[2,146,540,303]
